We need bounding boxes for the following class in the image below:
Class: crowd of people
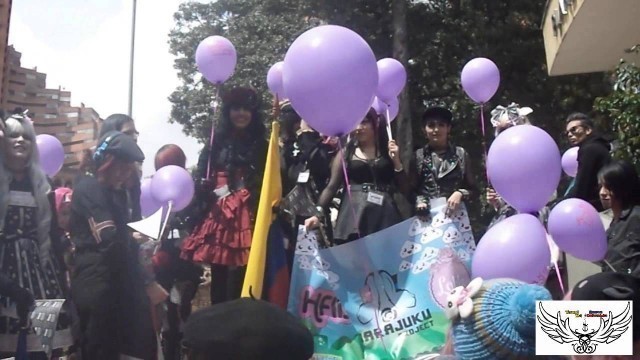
[0,83,638,359]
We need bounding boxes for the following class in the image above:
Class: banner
[288,201,475,359]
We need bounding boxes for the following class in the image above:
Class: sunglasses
[564,125,583,137]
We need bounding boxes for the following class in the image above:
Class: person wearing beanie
[444,277,552,359]
[412,106,477,220]
[566,272,640,359]
[181,87,268,305]
[181,298,314,360]
[70,131,156,359]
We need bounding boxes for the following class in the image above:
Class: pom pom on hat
[450,278,551,360]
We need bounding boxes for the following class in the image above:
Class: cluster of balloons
[472,124,607,284]
[36,134,65,177]
[140,163,195,218]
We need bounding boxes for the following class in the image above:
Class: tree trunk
[392,0,412,167]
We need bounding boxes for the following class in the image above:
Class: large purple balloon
[195,36,237,84]
[487,125,561,213]
[36,134,64,177]
[561,147,579,177]
[140,178,162,218]
[472,214,550,284]
[150,165,195,212]
[376,58,407,103]
[461,57,500,104]
[548,199,607,261]
[266,61,286,99]
[283,25,378,136]
[371,97,399,122]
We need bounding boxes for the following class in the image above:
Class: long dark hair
[344,108,390,163]
[598,160,640,209]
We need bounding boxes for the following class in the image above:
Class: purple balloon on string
[487,125,561,213]
[376,58,407,103]
[195,36,237,84]
[150,165,195,212]
[267,61,287,100]
[472,214,551,284]
[548,199,607,261]
[140,178,163,218]
[561,147,579,177]
[283,25,378,136]
[461,57,500,104]
[371,97,399,122]
[36,134,65,177]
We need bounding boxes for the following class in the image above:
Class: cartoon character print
[453,210,472,233]
[357,270,416,325]
[400,241,423,258]
[429,248,472,309]
[311,256,330,271]
[297,255,313,270]
[412,247,440,274]
[442,227,461,244]
[444,277,483,320]
[420,227,444,245]
[431,212,453,228]
[317,270,340,290]
[296,228,320,256]
[399,260,413,272]
[408,218,428,237]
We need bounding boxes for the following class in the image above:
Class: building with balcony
[542,0,640,76]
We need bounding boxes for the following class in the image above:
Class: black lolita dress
[0,178,71,353]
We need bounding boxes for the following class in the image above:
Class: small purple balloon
[548,199,607,261]
[36,134,65,177]
[283,25,378,136]
[472,214,551,284]
[140,178,162,218]
[195,36,237,84]
[376,58,407,103]
[150,165,195,212]
[561,147,579,177]
[371,97,399,122]
[487,125,561,213]
[266,61,286,99]
[461,57,500,104]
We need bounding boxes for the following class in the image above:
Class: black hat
[182,298,314,360]
[422,106,453,125]
[93,131,144,166]
[571,272,640,340]
[222,87,259,110]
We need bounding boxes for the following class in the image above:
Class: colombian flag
[242,122,283,301]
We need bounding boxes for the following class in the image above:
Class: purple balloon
[548,199,607,261]
[461,57,500,104]
[487,125,561,213]
[371,96,386,115]
[283,25,378,136]
[371,97,399,122]
[266,61,286,99]
[195,36,237,84]
[561,147,579,177]
[140,178,162,218]
[150,165,195,212]
[36,134,65,177]
[376,58,407,103]
[472,214,550,284]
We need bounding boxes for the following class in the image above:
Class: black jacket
[603,205,640,275]
[567,134,611,211]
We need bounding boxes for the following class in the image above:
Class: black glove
[10,284,35,328]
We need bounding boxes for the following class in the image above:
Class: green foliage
[594,45,640,172]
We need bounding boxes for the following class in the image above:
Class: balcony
[542,0,640,76]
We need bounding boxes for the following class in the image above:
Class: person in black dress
[305,109,408,243]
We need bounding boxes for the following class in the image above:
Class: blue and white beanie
[445,277,551,360]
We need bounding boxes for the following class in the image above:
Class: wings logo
[536,301,633,356]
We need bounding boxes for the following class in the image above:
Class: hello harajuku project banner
[288,200,476,360]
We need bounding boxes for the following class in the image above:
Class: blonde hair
[0,115,53,258]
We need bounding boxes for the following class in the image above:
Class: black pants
[209,265,246,304]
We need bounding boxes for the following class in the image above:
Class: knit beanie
[446,277,552,360]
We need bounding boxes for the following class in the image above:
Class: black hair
[566,112,595,129]
[344,108,390,164]
[598,160,640,209]
[280,105,302,142]
[99,114,134,138]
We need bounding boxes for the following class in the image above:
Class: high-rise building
[0,0,12,99]
[2,46,101,184]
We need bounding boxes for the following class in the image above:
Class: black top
[566,134,611,211]
[281,131,332,195]
[603,205,640,275]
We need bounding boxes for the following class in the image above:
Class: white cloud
[9,0,203,177]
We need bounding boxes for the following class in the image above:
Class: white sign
[536,300,633,356]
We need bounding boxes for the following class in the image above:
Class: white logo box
[536,300,634,356]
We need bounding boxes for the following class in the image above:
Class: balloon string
[385,107,393,141]
[159,201,173,241]
[553,259,565,296]
[338,141,360,239]
[206,85,221,180]
[479,104,488,176]
[603,259,617,272]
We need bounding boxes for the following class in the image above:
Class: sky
[8,0,208,176]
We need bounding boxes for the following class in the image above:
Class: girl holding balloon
[181,87,268,304]
[413,106,477,218]
[0,111,73,356]
[305,109,407,243]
